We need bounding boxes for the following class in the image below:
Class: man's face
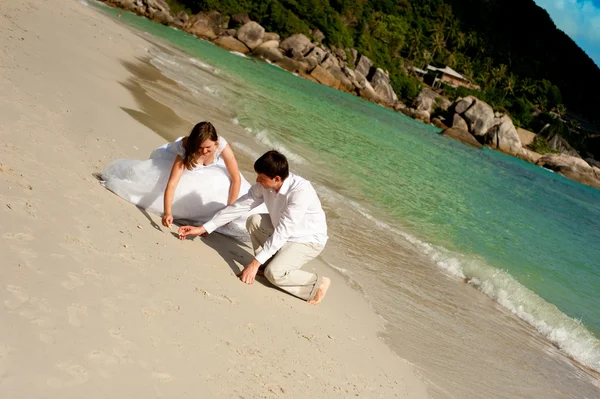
[256,173,281,190]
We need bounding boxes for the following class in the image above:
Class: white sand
[0,0,429,397]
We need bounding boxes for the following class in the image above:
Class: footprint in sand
[88,349,118,366]
[4,284,29,310]
[61,272,84,290]
[152,372,173,383]
[2,232,34,241]
[47,361,88,388]
[67,303,87,327]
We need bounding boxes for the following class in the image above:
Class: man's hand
[178,225,207,240]
[237,259,262,284]
[162,214,173,228]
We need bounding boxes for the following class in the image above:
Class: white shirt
[203,173,328,264]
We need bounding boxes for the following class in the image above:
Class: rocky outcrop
[441,128,483,149]
[236,21,264,50]
[454,96,475,114]
[310,65,338,88]
[213,36,249,53]
[536,154,600,188]
[463,99,495,137]
[263,32,280,42]
[185,11,229,39]
[229,12,250,27]
[280,34,314,60]
[305,47,327,64]
[547,134,580,158]
[252,45,284,62]
[484,115,522,155]
[355,55,373,78]
[414,88,440,114]
[370,69,397,106]
[452,114,469,131]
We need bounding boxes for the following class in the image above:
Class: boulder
[229,12,250,28]
[355,55,373,78]
[536,154,600,189]
[280,34,314,60]
[412,109,431,124]
[437,96,452,111]
[263,32,280,42]
[186,12,226,40]
[236,21,265,50]
[452,114,469,131]
[303,56,319,71]
[253,45,284,63]
[312,28,325,43]
[221,29,237,37]
[320,54,340,69]
[464,98,495,136]
[370,68,397,106]
[275,57,300,73]
[305,47,328,64]
[310,65,339,89]
[517,148,543,164]
[484,115,522,155]
[176,11,189,23]
[432,117,448,130]
[146,0,172,24]
[393,101,407,112]
[414,88,440,114]
[213,36,250,53]
[357,79,381,103]
[454,96,475,114]
[349,48,358,67]
[255,40,279,49]
[327,66,354,92]
[441,128,484,149]
[333,47,347,61]
[547,134,581,158]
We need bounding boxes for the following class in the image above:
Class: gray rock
[355,55,373,78]
[414,88,440,114]
[253,45,284,63]
[484,116,522,155]
[464,98,495,136]
[320,54,340,69]
[370,68,397,106]
[310,65,338,88]
[432,118,448,130]
[327,66,354,92]
[186,12,226,39]
[275,57,300,73]
[536,154,600,189]
[236,21,265,50]
[263,32,280,41]
[441,128,484,149]
[305,47,328,64]
[547,134,581,158]
[213,36,250,53]
[303,56,319,71]
[452,114,469,131]
[412,109,431,124]
[280,34,314,60]
[256,40,279,49]
[230,12,250,27]
[312,28,325,43]
[454,96,475,114]
[350,48,358,67]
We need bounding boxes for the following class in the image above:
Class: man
[178,150,331,305]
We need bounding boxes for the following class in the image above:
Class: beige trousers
[246,214,324,301]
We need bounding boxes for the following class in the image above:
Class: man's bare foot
[308,277,331,305]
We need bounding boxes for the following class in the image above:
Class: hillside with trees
[168,0,600,158]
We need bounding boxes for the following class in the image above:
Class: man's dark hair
[254,150,289,180]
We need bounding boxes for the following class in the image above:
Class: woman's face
[198,139,218,156]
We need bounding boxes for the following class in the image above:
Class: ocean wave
[232,117,239,125]
[230,141,261,160]
[253,130,306,165]
[230,51,250,59]
[317,183,600,373]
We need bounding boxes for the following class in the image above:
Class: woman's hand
[162,214,173,228]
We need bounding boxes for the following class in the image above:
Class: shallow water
[90,2,600,397]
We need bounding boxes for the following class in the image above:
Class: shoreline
[0,0,430,397]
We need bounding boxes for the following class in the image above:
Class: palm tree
[455,32,466,50]
[503,74,516,99]
[431,32,446,58]
[407,28,423,60]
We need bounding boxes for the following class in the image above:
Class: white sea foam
[230,51,250,59]
[231,117,239,125]
[316,183,600,373]
[230,142,261,159]
[254,130,306,164]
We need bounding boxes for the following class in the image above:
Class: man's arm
[178,184,264,239]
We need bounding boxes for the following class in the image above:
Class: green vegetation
[528,136,559,155]
[172,0,600,157]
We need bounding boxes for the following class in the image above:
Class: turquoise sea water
[90,2,600,394]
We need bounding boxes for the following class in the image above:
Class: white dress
[102,136,257,239]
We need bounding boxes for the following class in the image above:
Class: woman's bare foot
[308,277,331,305]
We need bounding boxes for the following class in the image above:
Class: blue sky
[534,0,600,67]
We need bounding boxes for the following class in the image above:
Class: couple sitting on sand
[102,121,331,304]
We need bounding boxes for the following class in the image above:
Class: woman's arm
[221,144,241,205]
[162,155,185,227]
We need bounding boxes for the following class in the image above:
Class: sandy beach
[0,0,429,397]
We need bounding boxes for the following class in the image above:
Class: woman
[102,121,258,239]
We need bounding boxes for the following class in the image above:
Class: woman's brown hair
[183,121,218,170]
